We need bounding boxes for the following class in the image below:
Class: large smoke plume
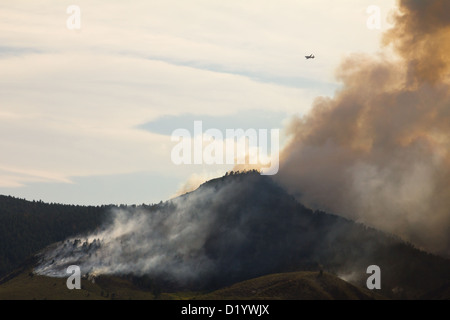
[276,0,450,255]
[35,1,450,287]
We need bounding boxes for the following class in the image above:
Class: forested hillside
[0,195,111,277]
[2,172,450,299]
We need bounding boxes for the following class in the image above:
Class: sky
[0,0,396,205]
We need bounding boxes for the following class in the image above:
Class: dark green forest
[0,195,111,278]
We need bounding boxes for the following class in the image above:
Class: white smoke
[35,184,220,283]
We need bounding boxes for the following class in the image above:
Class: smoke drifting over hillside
[34,1,450,291]
[38,174,331,289]
[277,0,450,255]
[35,186,221,284]
[34,173,450,294]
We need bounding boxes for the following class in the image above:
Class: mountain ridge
[1,171,450,299]
[33,172,450,298]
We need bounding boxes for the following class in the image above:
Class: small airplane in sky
[305,54,315,59]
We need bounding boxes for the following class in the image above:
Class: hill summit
[33,171,450,298]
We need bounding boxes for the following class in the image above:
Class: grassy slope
[198,271,386,300]
[0,269,385,300]
[420,283,450,300]
[0,268,156,300]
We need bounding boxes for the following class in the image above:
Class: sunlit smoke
[276,0,450,255]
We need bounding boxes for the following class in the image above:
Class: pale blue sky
[0,0,395,205]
